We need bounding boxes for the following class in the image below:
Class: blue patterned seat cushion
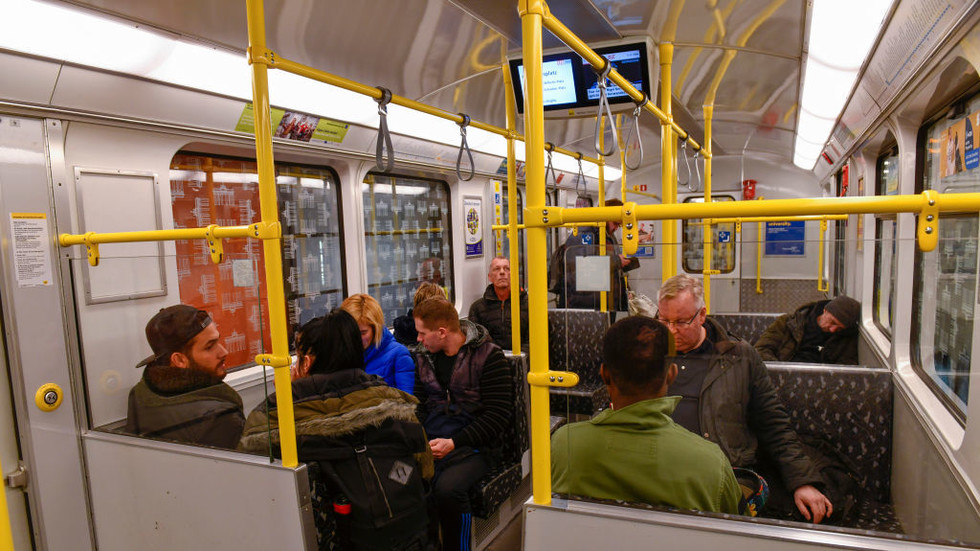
[547,309,610,416]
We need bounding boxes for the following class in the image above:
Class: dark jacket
[559,226,634,310]
[125,364,245,449]
[467,284,528,350]
[698,317,823,492]
[412,320,513,451]
[754,300,859,365]
[238,369,434,479]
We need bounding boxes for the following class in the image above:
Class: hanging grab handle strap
[593,61,618,157]
[576,154,586,196]
[456,114,475,181]
[679,141,695,191]
[374,87,394,173]
[546,144,558,205]
[624,93,646,171]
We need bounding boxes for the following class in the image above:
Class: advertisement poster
[940,113,979,178]
[765,221,806,256]
[633,220,656,258]
[235,103,349,144]
[464,196,483,257]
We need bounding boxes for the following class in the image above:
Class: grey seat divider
[83,430,316,551]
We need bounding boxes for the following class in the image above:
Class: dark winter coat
[238,369,434,479]
[754,300,859,365]
[125,364,245,449]
[696,317,823,492]
[467,284,528,350]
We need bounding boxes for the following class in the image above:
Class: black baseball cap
[136,305,213,368]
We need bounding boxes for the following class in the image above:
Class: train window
[170,153,345,370]
[872,150,898,337]
[833,168,848,296]
[362,173,453,325]
[912,103,980,421]
[681,196,736,274]
[491,184,526,290]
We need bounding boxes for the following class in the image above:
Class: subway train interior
[2,0,980,549]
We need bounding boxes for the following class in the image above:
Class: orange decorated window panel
[170,153,344,371]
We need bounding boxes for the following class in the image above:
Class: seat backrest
[547,309,609,388]
[767,364,893,503]
[711,313,782,345]
[499,353,530,466]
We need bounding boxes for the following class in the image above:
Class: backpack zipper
[367,457,394,519]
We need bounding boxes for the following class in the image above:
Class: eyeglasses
[654,309,702,328]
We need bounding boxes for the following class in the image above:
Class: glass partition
[873,149,899,336]
[682,196,737,274]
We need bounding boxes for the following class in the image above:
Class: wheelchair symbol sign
[718,231,731,243]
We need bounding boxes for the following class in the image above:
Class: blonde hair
[414,297,460,334]
[413,282,446,308]
[340,294,385,347]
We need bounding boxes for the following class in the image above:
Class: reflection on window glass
[914,106,978,420]
[682,196,735,274]
[492,184,526,289]
[362,173,452,325]
[873,152,899,336]
[170,154,344,370]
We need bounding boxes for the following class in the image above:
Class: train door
[0,308,32,551]
[0,115,94,549]
[677,194,740,312]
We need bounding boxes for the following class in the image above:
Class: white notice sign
[10,213,53,287]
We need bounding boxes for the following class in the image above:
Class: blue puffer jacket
[364,326,416,393]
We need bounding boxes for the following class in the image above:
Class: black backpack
[548,241,568,296]
[308,418,429,551]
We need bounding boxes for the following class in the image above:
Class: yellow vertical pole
[817,219,829,291]
[519,0,552,506]
[245,0,297,468]
[501,52,522,356]
[703,105,713,313]
[757,220,764,294]
[660,43,676,282]
[0,456,13,551]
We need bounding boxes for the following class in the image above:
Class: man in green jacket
[754,296,861,364]
[125,305,244,449]
[552,315,742,514]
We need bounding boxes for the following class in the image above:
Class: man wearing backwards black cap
[755,295,861,365]
[125,305,245,448]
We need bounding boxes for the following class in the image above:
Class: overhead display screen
[509,41,651,116]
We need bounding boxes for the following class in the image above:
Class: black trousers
[430,451,489,551]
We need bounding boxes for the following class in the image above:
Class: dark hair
[301,309,365,375]
[602,316,671,395]
[413,297,460,333]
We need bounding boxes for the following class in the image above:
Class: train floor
[484,513,523,550]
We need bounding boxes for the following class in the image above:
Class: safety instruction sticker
[10,213,53,287]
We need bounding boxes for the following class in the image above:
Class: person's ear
[599,364,612,386]
[170,351,189,369]
[300,354,313,377]
[665,363,678,386]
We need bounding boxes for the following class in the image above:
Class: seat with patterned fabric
[469,352,530,518]
[548,309,610,417]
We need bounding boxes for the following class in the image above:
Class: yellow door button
[35,383,63,412]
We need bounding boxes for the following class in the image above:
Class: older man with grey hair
[655,274,835,524]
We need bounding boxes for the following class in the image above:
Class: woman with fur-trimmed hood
[238,309,433,549]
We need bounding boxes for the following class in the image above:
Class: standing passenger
[342,293,416,393]
[125,305,244,448]
[413,298,513,551]
[467,256,528,350]
[552,316,742,513]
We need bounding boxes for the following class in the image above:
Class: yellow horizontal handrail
[490,221,601,231]
[702,214,848,224]
[58,225,256,246]
[267,55,604,167]
[540,12,708,156]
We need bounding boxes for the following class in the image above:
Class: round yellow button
[34,383,63,412]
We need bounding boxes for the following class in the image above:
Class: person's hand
[429,438,455,460]
[794,484,833,523]
[619,255,631,268]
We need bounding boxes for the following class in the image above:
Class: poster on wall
[765,221,806,256]
[940,113,979,178]
[464,196,483,257]
[632,220,656,258]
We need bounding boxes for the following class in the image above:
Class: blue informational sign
[718,230,731,243]
[765,221,806,256]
